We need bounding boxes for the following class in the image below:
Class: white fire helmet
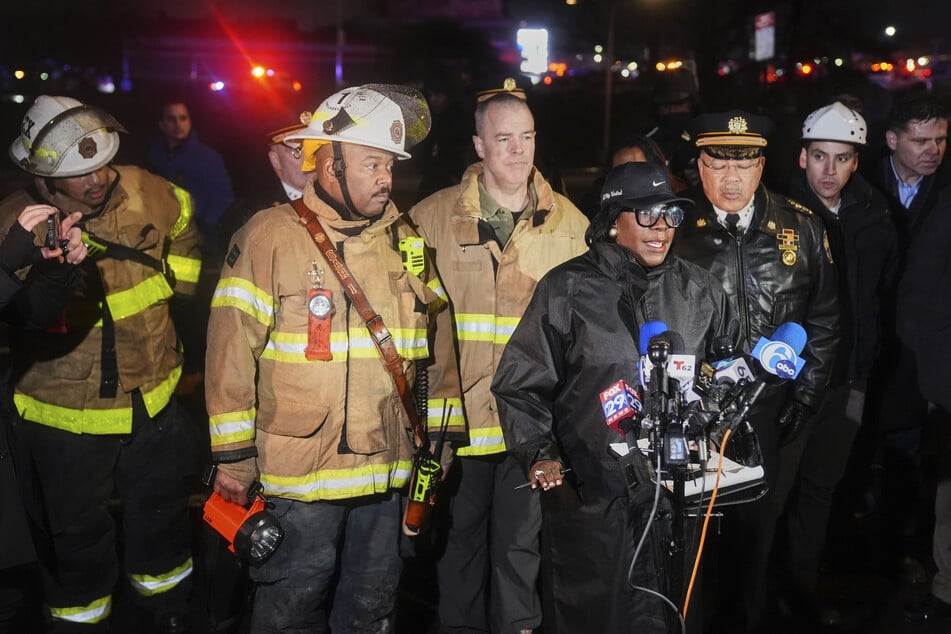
[9,95,126,178]
[284,84,431,160]
[802,102,867,146]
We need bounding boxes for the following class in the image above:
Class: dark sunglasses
[631,204,685,228]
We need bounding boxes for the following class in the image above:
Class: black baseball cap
[600,162,694,211]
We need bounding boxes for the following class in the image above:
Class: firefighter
[205,84,464,631]
[408,78,589,634]
[0,95,203,633]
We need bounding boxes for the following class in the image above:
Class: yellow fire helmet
[9,95,126,178]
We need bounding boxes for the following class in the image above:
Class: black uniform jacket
[671,184,839,411]
[787,171,898,385]
[492,241,737,508]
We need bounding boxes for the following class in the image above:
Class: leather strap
[291,198,426,450]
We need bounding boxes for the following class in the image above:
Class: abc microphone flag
[751,322,807,380]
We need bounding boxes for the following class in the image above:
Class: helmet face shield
[361,83,432,151]
[10,99,126,177]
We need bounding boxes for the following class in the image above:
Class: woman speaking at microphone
[491,161,737,633]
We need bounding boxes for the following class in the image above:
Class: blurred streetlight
[884,25,896,37]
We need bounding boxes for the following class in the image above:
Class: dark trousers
[17,395,197,630]
[708,387,787,633]
[774,383,864,598]
[932,416,951,603]
[248,492,402,633]
[437,454,541,634]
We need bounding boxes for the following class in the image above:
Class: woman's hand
[528,459,566,491]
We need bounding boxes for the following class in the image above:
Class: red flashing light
[251,66,266,78]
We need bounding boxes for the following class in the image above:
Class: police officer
[0,95,203,633]
[782,102,897,621]
[671,109,839,631]
[205,84,464,632]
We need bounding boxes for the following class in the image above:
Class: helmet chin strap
[332,141,359,220]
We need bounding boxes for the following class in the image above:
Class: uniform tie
[724,213,741,236]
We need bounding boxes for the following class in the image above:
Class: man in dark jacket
[898,189,951,624]
[867,92,948,248]
[670,110,839,631]
[864,92,950,586]
[781,102,898,622]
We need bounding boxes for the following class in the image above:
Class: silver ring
[534,470,545,477]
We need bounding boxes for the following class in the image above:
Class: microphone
[638,320,668,388]
[599,380,644,450]
[751,321,807,380]
[713,334,735,361]
[723,322,809,466]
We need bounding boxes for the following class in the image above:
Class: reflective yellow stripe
[457,426,506,456]
[347,327,430,360]
[142,365,182,418]
[129,557,193,597]
[212,277,275,326]
[170,186,193,239]
[106,273,173,321]
[209,408,256,447]
[49,594,111,624]
[455,313,520,345]
[261,331,349,363]
[427,397,464,430]
[494,316,520,345]
[428,277,448,303]
[260,327,429,361]
[455,313,495,342]
[167,254,201,284]
[14,366,181,434]
[261,460,413,501]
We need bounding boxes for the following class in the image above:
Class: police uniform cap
[475,74,530,104]
[267,122,308,147]
[691,110,774,159]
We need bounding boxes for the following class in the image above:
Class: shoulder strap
[290,198,426,450]
[81,229,174,285]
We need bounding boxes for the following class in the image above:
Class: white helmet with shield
[9,95,126,178]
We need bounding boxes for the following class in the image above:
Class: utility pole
[602,1,618,156]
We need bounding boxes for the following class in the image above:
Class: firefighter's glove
[0,222,39,275]
[777,399,814,447]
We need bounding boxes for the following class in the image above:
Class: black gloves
[0,222,39,276]
[776,399,814,446]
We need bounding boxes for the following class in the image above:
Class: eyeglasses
[630,204,685,228]
[699,156,763,173]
